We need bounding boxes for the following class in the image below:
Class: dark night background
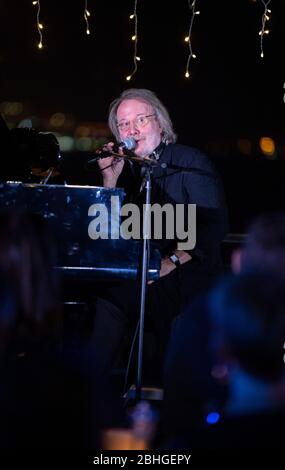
[1,0,285,232]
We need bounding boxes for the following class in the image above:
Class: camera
[0,114,60,183]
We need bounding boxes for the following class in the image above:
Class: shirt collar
[148,141,166,161]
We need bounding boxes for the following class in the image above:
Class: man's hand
[97,143,125,188]
[148,251,192,285]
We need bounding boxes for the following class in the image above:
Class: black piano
[0,182,161,281]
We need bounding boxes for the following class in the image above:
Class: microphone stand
[89,149,159,401]
[136,163,153,402]
[114,152,158,401]
[107,152,156,401]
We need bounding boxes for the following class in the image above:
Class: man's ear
[231,248,243,274]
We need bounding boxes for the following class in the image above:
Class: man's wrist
[169,250,192,267]
[169,253,181,267]
[103,177,117,188]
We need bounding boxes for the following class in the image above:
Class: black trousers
[92,259,219,383]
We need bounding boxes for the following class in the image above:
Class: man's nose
[128,120,139,134]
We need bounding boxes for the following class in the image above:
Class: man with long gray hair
[92,88,228,387]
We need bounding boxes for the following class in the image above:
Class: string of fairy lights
[32,0,43,49]
[32,0,93,49]
[184,0,200,79]
[126,0,139,81]
[259,0,271,58]
[84,0,91,36]
[31,0,274,79]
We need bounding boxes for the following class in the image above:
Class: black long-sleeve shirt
[117,142,228,268]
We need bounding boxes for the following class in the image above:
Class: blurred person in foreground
[0,210,125,449]
[161,211,285,446]
[189,270,285,449]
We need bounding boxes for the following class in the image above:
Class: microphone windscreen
[122,136,137,150]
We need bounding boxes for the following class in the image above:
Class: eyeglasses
[117,114,156,132]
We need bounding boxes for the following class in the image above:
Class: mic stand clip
[99,150,159,167]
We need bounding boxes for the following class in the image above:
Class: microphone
[115,136,137,151]
[87,137,137,165]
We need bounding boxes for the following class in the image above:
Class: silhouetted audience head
[222,211,285,380]
[232,211,285,275]
[209,270,285,382]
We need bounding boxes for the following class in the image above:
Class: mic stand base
[124,385,163,403]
